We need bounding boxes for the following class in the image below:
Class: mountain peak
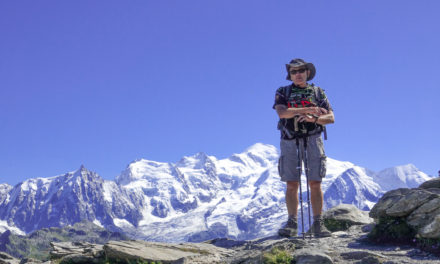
[244,143,278,154]
[374,163,432,191]
[73,165,89,176]
[177,152,212,169]
[79,164,87,171]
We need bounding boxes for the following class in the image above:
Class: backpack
[277,84,328,140]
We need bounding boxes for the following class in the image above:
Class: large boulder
[323,204,373,232]
[50,241,104,263]
[369,179,440,243]
[104,240,233,263]
[419,178,440,189]
[294,248,333,264]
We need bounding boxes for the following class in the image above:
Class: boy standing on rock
[273,58,335,238]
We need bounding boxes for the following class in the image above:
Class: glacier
[0,143,433,242]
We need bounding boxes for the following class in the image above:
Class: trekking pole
[295,137,305,239]
[303,137,312,239]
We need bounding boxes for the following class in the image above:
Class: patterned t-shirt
[273,83,332,111]
[273,83,333,139]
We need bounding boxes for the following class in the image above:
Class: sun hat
[285,58,316,81]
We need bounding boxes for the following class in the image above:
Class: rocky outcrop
[3,200,440,263]
[323,204,373,232]
[45,225,440,264]
[369,178,440,241]
[0,252,20,264]
[0,220,127,260]
[42,204,439,264]
[105,240,234,263]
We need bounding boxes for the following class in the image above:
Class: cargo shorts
[278,133,327,182]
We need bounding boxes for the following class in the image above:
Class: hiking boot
[278,217,298,237]
[306,216,331,237]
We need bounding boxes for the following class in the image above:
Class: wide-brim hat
[285,58,316,81]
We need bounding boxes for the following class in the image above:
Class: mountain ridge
[0,143,433,242]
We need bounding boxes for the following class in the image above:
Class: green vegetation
[104,258,162,264]
[368,216,416,244]
[324,218,353,232]
[367,216,440,257]
[263,247,293,264]
[0,220,128,260]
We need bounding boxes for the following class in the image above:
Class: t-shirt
[273,83,333,139]
[273,83,332,111]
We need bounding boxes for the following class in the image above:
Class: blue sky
[1,1,439,185]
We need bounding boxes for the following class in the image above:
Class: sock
[313,214,323,220]
[288,216,297,223]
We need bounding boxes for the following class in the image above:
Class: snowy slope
[373,164,431,191]
[0,143,433,242]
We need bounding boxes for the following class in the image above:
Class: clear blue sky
[1,1,439,185]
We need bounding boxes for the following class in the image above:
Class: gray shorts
[278,133,327,182]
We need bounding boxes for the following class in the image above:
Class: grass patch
[367,216,440,257]
[324,218,353,232]
[263,247,293,264]
[368,216,416,244]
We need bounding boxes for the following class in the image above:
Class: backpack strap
[310,84,328,140]
[277,85,294,140]
[283,84,292,102]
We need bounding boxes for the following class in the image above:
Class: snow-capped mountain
[0,143,433,242]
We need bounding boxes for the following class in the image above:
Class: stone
[418,215,440,239]
[43,217,440,264]
[206,237,248,248]
[104,240,233,263]
[50,241,103,259]
[59,254,102,264]
[358,256,382,264]
[419,178,440,189]
[323,204,373,231]
[385,189,438,217]
[340,251,386,264]
[369,178,440,242]
[0,251,20,264]
[362,224,375,233]
[19,258,43,264]
[407,198,440,229]
[293,248,333,264]
[369,188,412,218]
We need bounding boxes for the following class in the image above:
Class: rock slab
[104,240,234,263]
[370,178,440,240]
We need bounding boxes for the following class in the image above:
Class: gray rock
[104,240,233,263]
[407,197,440,229]
[44,221,440,264]
[19,258,43,264]
[419,178,440,189]
[385,189,438,217]
[361,224,375,233]
[59,254,101,264]
[418,215,440,238]
[340,251,385,261]
[369,188,412,218]
[294,248,333,264]
[324,204,373,230]
[357,256,382,264]
[50,241,104,260]
[0,252,20,264]
[206,237,248,248]
[370,179,440,240]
